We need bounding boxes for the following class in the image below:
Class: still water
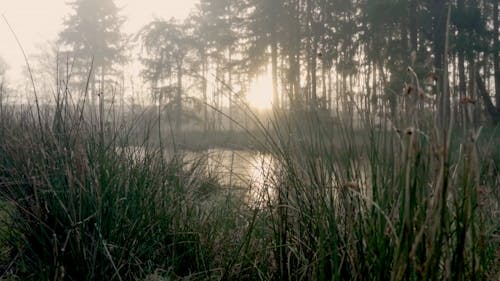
[120,147,277,203]
[119,147,371,204]
[194,149,277,203]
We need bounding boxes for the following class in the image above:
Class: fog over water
[0,0,499,279]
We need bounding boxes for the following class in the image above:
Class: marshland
[0,0,499,280]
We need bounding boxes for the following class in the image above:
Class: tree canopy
[134,0,499,127]
[59,0,125,68]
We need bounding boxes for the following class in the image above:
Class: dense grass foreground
[0,103,267,280]
[0,95,499,280]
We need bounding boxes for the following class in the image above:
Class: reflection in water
[119,147,371,205]
[200,149,277,205]
[118,147,277,204]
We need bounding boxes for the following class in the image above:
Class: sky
[0,0,198,80]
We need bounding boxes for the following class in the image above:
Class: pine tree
[59,0,125,99]
[138,19,195,132]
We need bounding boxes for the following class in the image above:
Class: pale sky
[0,0,198,80]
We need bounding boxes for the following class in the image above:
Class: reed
[0,67,498,280]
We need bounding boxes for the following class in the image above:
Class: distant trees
[0,56,7,75]
[245,0,284,109]
[480,0,500,122]
[0,56,8,106]
[138,19,196,131]
[58,0,125,102]
[0,56,7,85]
[133,0,500,128]
[493,0,500,107]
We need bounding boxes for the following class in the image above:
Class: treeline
[9,0,500,130]
[137,0,500,125]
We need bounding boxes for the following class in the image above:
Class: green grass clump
[256,97,500,280]
[0,102,265,280]
[0,78,498,280]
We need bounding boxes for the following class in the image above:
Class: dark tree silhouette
[136,0,500,127]
[138,19,196,132]
[59,0,125,100]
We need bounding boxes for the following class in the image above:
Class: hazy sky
[0,0,198,79]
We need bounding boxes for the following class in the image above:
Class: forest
[0,0,499,280]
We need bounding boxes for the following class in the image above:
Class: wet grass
[0,101,263,280]
[0,87,498,281]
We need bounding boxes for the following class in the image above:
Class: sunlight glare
[247,71,273,110]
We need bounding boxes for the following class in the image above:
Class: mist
[0,0,499,280]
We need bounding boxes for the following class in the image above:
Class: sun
[247,72,274,110]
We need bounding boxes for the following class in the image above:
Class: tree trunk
[322,59,327,109]
[327,66,332,111]
[289,0,301,110]
[476,69,500,123]
[365,57,371,117]
[432,0,450,128]
[372,60,377,114]
[202,51,208,132]
[311,36,318,110]
[493,0,500,107]
[456,0,466,130]
[458,50,468,126]
[228,50,233,131]
[304,0,311,108]
[409,0,418,53]
[176,62,183,132]
[271,32,279,109]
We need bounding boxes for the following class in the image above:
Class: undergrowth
[0,70,498,281]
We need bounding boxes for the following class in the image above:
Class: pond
[119,147,278,204]
[187,149,278,203]
[119,146,372,205]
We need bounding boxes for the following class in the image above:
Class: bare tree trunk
[365,57,371,118]
[176,62,183,132]
[372,60,377,114]
[476,68,500,123]
[409,0,418,52]
[327,66,332,111]
[433,0,450,129]
[271,33,279,109]
[493,0,500,107]
[305,0,312,108]
[280,55,288,109]
[470,60,478,125]
[288,0,301,110]
[228,50,233,131]
[321,59,327,109]
[458,49,467,127]
[311,35,318,110]
[202,51,208,132]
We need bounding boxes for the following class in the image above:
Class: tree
[0,56,7,87]
[244,0,284,109]
[138,19,195,132]
[0,56,8,108]
[194,0,245,131]
[493,0,500,107]
[59,0,125,102]
[135,0,499,128]
[0,56,7,75]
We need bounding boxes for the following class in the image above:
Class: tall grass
[257,84,500,280]
[0,68,498,281]
[0,88,266,280]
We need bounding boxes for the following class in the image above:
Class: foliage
[0,66,499,280]
[59,0,125,67]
